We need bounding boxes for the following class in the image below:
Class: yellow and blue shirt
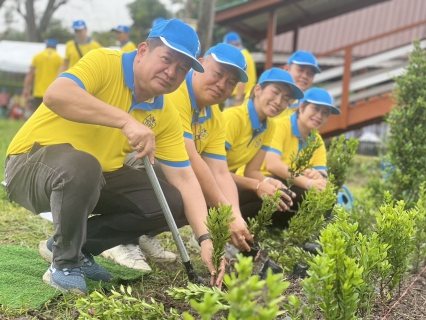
[7,49,189,172]
[121,40,137,53]
[168,71,226,161]
[261,112,327,176]
[65,38,102,68]
[232,48,257,97]
[224,100,276,173]
[30,48,63,98]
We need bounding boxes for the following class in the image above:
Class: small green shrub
[76,285,180,320]
[411,183,426,273]
[206,204,235,275]
[182,254,290,320]
[327,135,359,190]
[247,190,281,243]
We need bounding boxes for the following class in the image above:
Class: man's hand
[121,119,156,164]
[255,182,293,211]
[308,178,327,191]
[200,239,226,288]
[229,215,253,252]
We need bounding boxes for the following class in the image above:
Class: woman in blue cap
[223,68,304,216]
[261,87,340,228]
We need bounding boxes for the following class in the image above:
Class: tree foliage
[384,40,426,206]
[13,0,68,42]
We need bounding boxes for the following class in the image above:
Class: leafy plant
[181,254,290,320]
[411,183,426,273]
[327,135,359,190]
[287,129,323,188]
[76,285,180,320]
[205,204,235,275]
[246,190,281,243]
[382,40,426,207]
[375,192,416,294]
[271,178,337,272]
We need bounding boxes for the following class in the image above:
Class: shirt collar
[290,112,302,138]
[75,37,92,44]
[186,70,212,124]
[247,99,267,133]
[123,51,164,112]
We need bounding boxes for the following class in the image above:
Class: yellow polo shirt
[30,48,63,98]
[7,49,189,172]
[65,38,102,68]
[224,100,276,173]
[232,48,257,97]
[260,112,327,176]
[168,71,226,161]
[121,41,137,53]
[274,100,300,120]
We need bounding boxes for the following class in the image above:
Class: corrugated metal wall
[265,0,426,57]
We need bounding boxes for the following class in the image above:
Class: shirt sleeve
[312,134,327,171]
[260,119,276,151]
[223,108,242,151]
[155,97,190,167]
[268,117,287,157]
[64,41,72,61]
[170,86,193,139]
[202,107,226,160]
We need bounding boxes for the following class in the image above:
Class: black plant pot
[304,242,322,255]
[292,263,309,279]
[241,241,261,259]
[258,259,283,279]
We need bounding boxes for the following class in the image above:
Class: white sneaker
[101,244,151,272]
[138,235,177,262]
[186,233,201,253]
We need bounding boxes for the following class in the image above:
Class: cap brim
[210,53,248,83]
[305,99,341,115]
[159,37,204,73]
[292,61,321,73]
[73,26,86,30]
[263,79,304,99]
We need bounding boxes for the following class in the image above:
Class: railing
[316,20,426,137]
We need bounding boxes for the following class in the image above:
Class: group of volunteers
[4,18,340,295]
[23,20,137,114]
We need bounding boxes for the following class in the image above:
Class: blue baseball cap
[300,88,340,115]
[258,68,304,100]
[45,39,58,48]
[288,50,321,74]
[223,31,241,44]
[148,19,203,73]
[72,20,87,30]
[204,43,248,83]
[152,17,165,28]
[112,25,130,33]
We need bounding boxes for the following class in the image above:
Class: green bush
[379,40,426,207]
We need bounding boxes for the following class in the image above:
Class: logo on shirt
[194,126,208,140]
[143,115,157,129]
[253,138,262,148]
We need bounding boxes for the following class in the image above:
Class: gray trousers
[4,143,186,270]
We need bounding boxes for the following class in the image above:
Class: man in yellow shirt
[57,20,101,73]
[4,19,227,294]
[223,31,257,107]
[112,25,137,52]
[165,43,254,254]
[23,39,63,111]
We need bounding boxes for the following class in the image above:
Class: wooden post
[292,25,300,52]
[265,9,277,70]
[340,46,352,130]
[196,0,217,56]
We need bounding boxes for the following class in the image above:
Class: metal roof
[266,0,426,57]
[215,0,390,41]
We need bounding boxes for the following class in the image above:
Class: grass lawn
[0,119,383,319]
